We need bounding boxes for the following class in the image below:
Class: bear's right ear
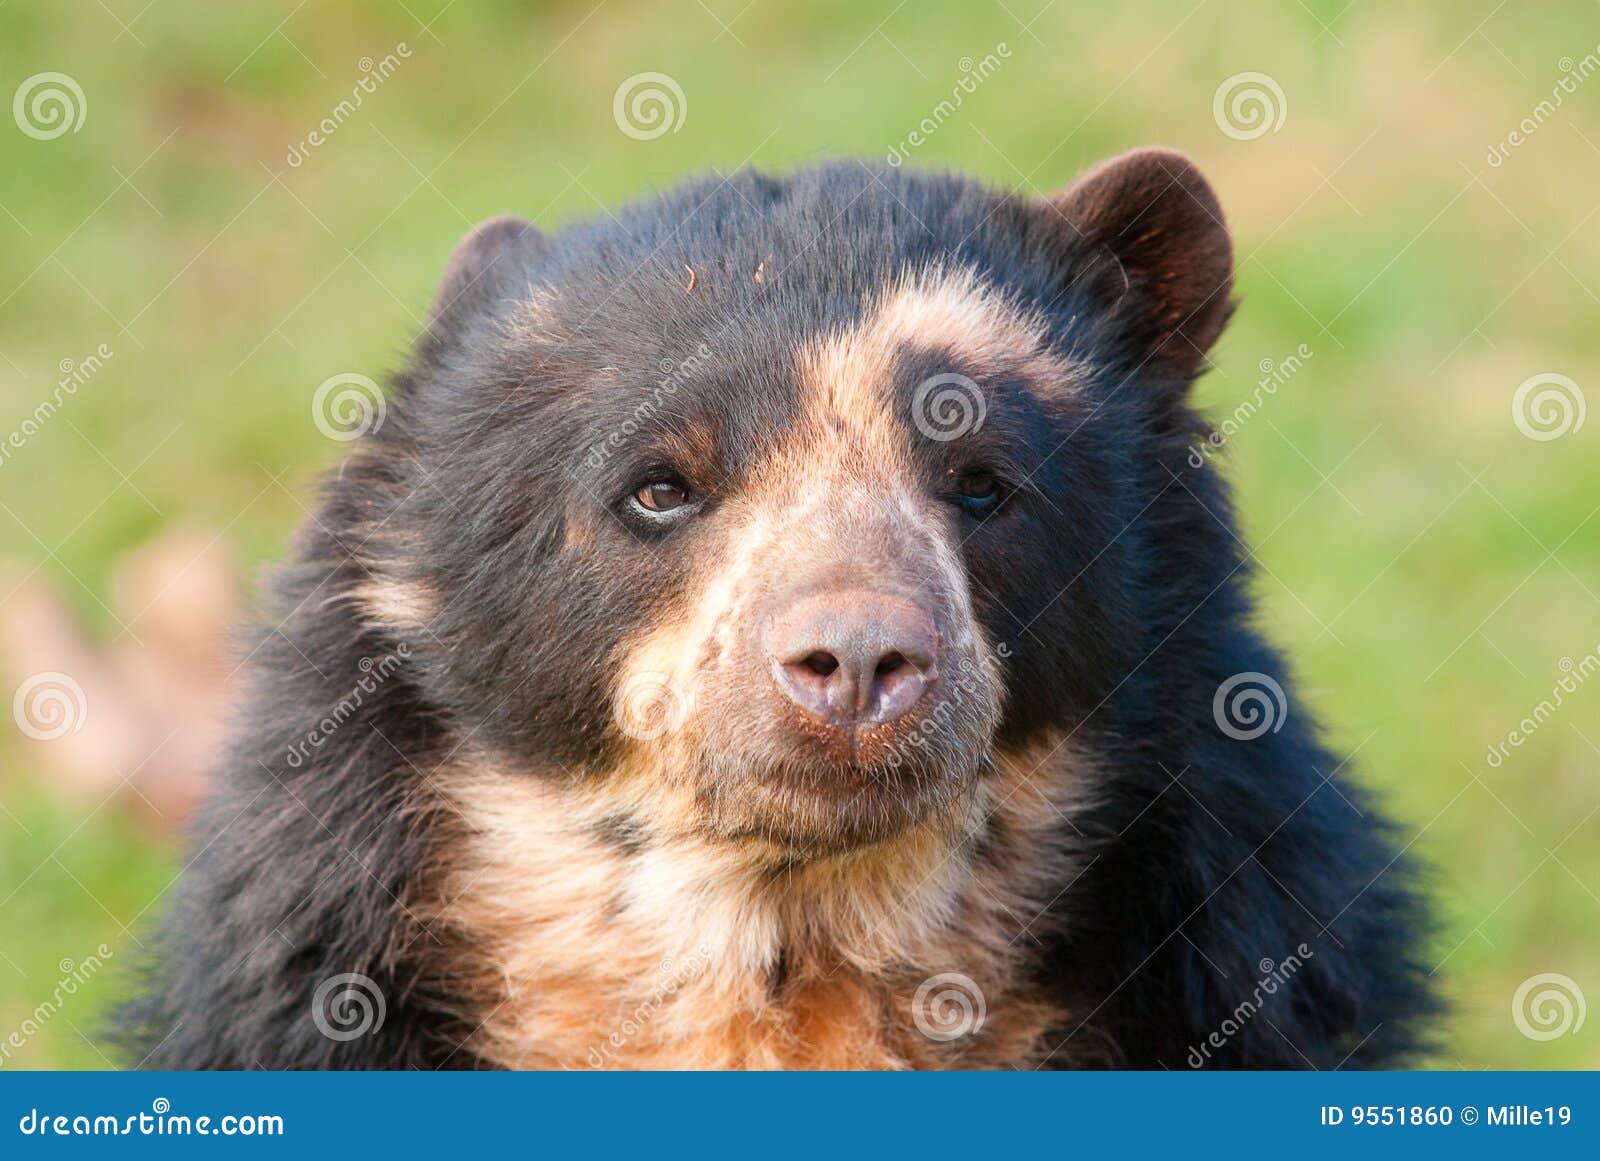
[429,214,549,328]
[1050,148,1233,382]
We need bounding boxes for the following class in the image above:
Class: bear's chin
[690,752,983,858]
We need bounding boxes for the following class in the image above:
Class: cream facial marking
[799,263,1076,450]
[422,733,1093,1069]
[873,263,1056,371]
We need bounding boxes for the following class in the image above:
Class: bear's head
[354,149,1233,856]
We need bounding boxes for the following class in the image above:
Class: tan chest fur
[413,744,1087,1070]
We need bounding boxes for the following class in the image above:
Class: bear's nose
[766,591,938,726]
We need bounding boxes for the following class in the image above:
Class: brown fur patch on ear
[1052,147,1234,379]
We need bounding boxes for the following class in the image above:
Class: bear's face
[370,152,1232,857]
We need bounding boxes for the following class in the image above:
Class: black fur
[117,159,1436,1069]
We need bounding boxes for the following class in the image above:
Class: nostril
[866,647,930,723]
[801,651,840,678]
[875,651,909,678]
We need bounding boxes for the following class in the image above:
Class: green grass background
[1,0,1597,1068]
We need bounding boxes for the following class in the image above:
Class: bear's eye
[952,471,1003,516]
[632,480,691,514]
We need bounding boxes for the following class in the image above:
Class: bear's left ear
[1051,148,1233,381]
